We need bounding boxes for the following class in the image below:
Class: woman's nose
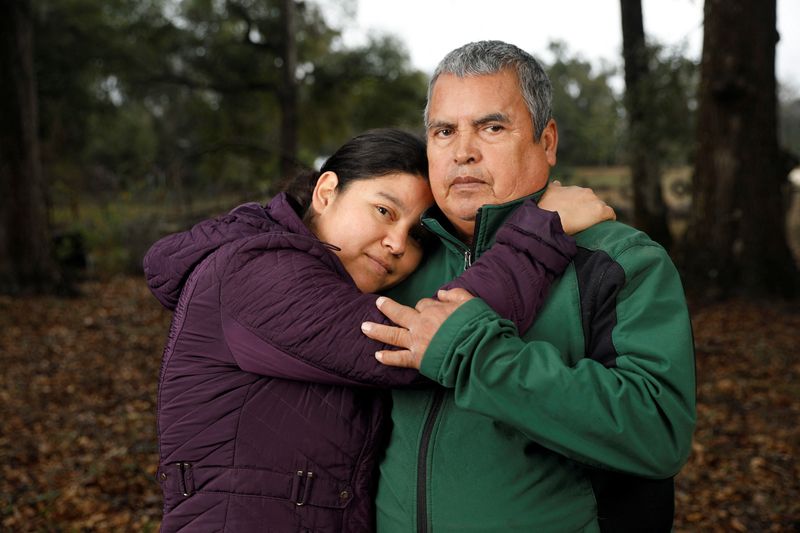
[383,226,407,256]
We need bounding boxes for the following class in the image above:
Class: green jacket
[377,193,696,532]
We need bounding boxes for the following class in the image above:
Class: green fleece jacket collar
[420,186,547,261]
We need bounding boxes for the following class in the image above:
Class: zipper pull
[464,249,472,270]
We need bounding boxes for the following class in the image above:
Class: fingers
[374,349,418,368]
[361,322,410,348]
[591,196,615,221]
[375,296,419,328]
[437,288,474,304]
[415,297,438,312]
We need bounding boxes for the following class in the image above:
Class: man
[362,40,696,532]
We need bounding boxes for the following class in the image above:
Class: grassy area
[560,165,632,189]
[46,166,800,279]
[49,191,250,276]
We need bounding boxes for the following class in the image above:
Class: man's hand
[361,288,474,369]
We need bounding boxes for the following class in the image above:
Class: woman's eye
[376,206,390,217]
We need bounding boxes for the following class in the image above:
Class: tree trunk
[681,0,798,298]
[620,0,672,249]
[0,0,58,294]
[279,0,299,178]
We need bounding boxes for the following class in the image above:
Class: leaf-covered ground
[1,277,798,531]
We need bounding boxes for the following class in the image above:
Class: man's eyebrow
[473,113,510,127]
[427,119,455,131]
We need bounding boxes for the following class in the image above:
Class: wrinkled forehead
[427,71,530,128]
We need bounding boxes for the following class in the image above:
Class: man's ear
[541,119,558,167]
[310,171,339,216]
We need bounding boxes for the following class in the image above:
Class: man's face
[426,69,557,240]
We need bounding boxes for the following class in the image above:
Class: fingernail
[375,352,383,361]
[361,323,372,333]
[376,297,386,307]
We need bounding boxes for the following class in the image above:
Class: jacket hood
[143,193,308,310]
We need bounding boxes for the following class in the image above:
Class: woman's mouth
[366,254,392,275]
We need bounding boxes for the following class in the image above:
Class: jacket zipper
[462,208,481,270]
[417,208,483,532]
[463,249,472,269]
[417,388,445,533]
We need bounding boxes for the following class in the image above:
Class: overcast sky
[324,0,800,94]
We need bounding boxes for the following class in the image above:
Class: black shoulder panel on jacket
[575,247,676,532]
[573,247,625,368]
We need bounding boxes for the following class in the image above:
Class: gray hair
[424,40,552,141]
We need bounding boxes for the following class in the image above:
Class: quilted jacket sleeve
[219,199,576,387]
[220,234,424,387]
[143,203,273,310]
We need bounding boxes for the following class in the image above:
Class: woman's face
[311,172,434,293]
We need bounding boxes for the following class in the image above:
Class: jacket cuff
[419,298,498,382]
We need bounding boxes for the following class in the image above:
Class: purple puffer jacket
[144,193,576,532]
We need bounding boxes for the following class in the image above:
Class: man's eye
[436,128,453,138]
[486,124,504,133]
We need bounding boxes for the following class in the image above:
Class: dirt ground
[1,277,798,531]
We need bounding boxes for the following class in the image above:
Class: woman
[144,129,613,532]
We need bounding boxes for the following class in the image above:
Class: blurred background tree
[621,0,669,249]
[0,0,59,293]
[680,0,799,298]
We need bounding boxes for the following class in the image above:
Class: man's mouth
[451,176,485,186]
[449,175,488,193]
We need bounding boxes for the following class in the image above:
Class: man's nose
[454,131,480,165]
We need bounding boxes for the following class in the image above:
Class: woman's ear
[310,171,339,216]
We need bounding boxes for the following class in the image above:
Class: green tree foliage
[33,0,429,209]
[544,40,697,171]
[546,41,623,168]
[303,34,428,155]
[635,43,697,167]
[28,0,430,275]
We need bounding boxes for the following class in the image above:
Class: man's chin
[438,197,478,217]
[450,205,480,222]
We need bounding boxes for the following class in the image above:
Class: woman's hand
[538,180,616,235]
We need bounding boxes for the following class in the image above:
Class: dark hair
[285,128,428,216]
